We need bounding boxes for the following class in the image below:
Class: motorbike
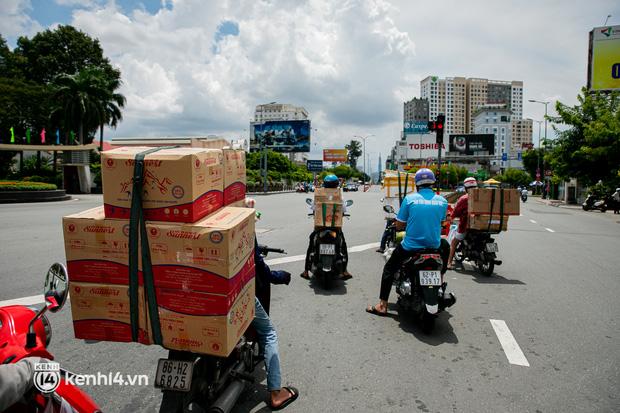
[453,231,502,276]
[521,192,528,202]
[305,198,353,289]
[1,263,101,413]
[157,245,286,413]
[582,194,607,212]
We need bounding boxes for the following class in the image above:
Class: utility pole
[428,114,445,190]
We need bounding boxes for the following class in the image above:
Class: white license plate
[319,244,336,255]
[485,243,498,252]
[154,359,193,392]
[420,270,441,286]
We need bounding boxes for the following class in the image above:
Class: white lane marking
[0,294,43,307]
[1,242,382,306]
[529,219,537,224]
[545,227,555,233]
[490,319,530,367]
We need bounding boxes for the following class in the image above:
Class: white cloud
[0,0,42,39]
[54,0,97,7]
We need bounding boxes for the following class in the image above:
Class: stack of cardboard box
[467,188,520,232]
[313,187,344,228]
[383,170,416,200]
[63,145,254,357]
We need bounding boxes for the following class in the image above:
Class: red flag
[40,128,46,144]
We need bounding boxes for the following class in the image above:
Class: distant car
[344,183,358,192]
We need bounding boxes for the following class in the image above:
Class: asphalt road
[1,190,619,412]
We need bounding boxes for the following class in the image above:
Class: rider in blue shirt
[367,168,450,316]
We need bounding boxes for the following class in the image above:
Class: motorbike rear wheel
[420,311,435,334]
[477,256,494,276]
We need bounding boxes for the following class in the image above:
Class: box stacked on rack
[63,145,254,357]
[383,170,416,200]
[314,187,344,228]
[466,188,520,232]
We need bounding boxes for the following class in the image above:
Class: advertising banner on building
[403,120,429,134]
[306,159,323,172]
[251,120,311,152]
[323,149,348,162]
[448,134,495,155]
[588,25,620,91]
[403,133,447,160]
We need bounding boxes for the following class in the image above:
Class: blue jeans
[252,298,281,391]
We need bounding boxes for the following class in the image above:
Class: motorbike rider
[300,174,353,281]
[366,168,449,316]
[446,177,478,270]
[0,357,49,411]
[243,198,300,410]
[612,188,620,214]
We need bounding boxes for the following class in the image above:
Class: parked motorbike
[305,198,353,289]
[453,231,502,276]
[157,245,286,413]
[582,194,607,212]
[393,250,456,333]
[0,263,101,413]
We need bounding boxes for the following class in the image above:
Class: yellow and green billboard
[588,25,620,91]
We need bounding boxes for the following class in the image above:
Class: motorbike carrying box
[383,170,416,199]
[467,214,509,232]
[147,206,256,295]
[222,148,246,206]
[69,282,151,344]
[467,188,520,216]
[101,146,224,223]
[314,187,343,227]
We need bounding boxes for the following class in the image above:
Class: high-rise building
[511,119,533,151]
[403,98,429,123]
[473,105,513,160]
[254,102,309,122]
[421,76,523,135]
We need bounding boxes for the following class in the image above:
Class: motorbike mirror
[305,198,313,206]
[43,263,69,313]
[383,205,395,214]
[345,200,354,207]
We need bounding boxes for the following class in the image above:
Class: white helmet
[463,177,477,189]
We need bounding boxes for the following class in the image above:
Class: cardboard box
[468,214,509,231]
[222,148,246,206]
[63,207,140,285]
[191,138,231,149]
[147,207,256,294]
[70,282,150,344]
[314,188,344,227]
[102,147,224,223]
[155,278,255,357]
[383,171,416,199]
[468,188,520,216]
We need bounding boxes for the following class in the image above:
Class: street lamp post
[354,134,374,185]
[529,100,550,197]
[534,119,543,188]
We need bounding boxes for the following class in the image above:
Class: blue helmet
[414,168,436,186]
[323,174,339,188]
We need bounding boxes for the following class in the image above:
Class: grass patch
[0,180,58,191]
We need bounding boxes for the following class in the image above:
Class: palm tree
[345,140,362,168]
[97,76,126,152]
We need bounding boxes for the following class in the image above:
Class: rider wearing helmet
[366,168,449,316]
[300,175,353,281]
[446,177,478,269]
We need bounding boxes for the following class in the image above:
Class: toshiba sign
[403,133,447,160]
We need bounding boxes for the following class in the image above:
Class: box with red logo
[153,278,255,357]
[69,282,150,344]
[222,148,246,206]
[101,147,224,223]
[146,207,256,295]
[62,206,140,285]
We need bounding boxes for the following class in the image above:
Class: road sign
[502,153,508,161]
[517,152,522,161]
[306,159,323,172]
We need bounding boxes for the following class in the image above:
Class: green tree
[547,88,620,187]
[95,75,126,151]
[493,168,532,187]
[522,148,543,180]
[345,140,362,168]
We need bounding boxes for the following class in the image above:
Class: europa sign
[588,25,620,91]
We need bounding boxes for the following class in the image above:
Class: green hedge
[0,180,58,191]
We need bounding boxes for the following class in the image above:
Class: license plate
[154,359,193,392]
[319,244,336,255]
[420,270,441,286]
[485,243,498,252]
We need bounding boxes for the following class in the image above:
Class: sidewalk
[533,197,582,210]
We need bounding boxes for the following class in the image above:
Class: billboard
[306,160,323,172]
[323,149,348,162]
[400,133,447,160]
[252,120,311,152]
[404,120,429,134]
[588,25,620,91]
[449,134,495,155]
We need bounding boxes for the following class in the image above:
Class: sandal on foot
[299,272,310,280]
[270,386,300,411]
[365,305,387,317]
